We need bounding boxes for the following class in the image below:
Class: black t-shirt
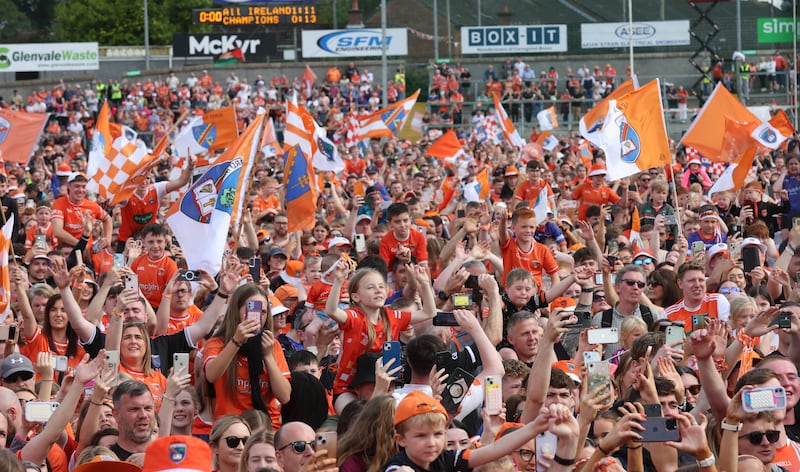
[81,325,194,375]
[110,442,135,461]
[384,449,471,472]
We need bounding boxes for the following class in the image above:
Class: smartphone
[606,255,619,266]
[436,350,458,373]
[691,241,705,258]
[75,249,82,264]
[451,293,472,308]
[484,376,502,416]
[433,311,459,327]
[664,214,678,225]
[729,242,741,261]
[769,312,792,329]
[124,273,139,292]
[743,386,787,412]
[583,351,601,365]
[173,352,189,374]
[248,258,261,282]
[315,432,337,457]
[176,269,201,283]
[246,300,263,332]
[587,328,619,345]
[666,325,685,346]
[457,209,466,219]
[5,326,16,344]
[0,325,9,342]
[441,368,475,413]
[24,402,59,423]
[638,417,680,442]
[382,341,402,370]
[691,314,709,332]
[794,217,800,233]
[587,361,612,399]
[742,246,760,273]
[34,235,46,247]
[536,431,558,471]
[353,181,366,197]
[607,240,619,253]
[729,224,742,235]
[643,403,663,418]
[594,273,604,285]
[113,253,125,270]
[354,233,367,253]
[105,350,120,384]
[53,356,68,372]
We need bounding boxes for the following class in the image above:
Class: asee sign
[460,25,567,54]
[581,20,690,48]
[301,28,407,58]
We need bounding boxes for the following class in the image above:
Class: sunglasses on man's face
[279,440,315,454]
[4,372,33,383]
[620,279,646,289]
[739,430,780,445]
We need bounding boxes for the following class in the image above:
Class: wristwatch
[437,290,449,301]
[698,455,716,467]
[720,419,742,432]
[552,454,575,466]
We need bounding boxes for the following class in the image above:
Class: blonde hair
[348,268,391,348]
[211,415,251,469]
[238,431,276,472]
[730,296,758,327]
[75,446,118,465]
[395,411,447,435]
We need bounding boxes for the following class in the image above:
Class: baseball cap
[274,284,299,304]
[504,166,519,177]
[68,172,88,183]
[548,297,577,313]
[687,157,702,166]
[495,422,525,442]
[366,165,379,174]
[55,162,71,176]
[268,247,288,259]
[632,249,655,261]
[394,390,447,426]
[707,243,729,261]
[142,435,212,472]
[282,260,304,279]
[356,214,372,224]
[552,360,581,384]
[328,236,352,249]
[268,295,289,316]
[73,456,141,472]
[0,353,34,379]
[588,164,607,177]
[256,229,271,243]
[742,237,767,254]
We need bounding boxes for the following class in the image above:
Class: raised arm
[86,268,121,325]
[158,365,192,437]
[477,274,503,346]
[165,155,195,193]
[410,265,436,323]
[12,267,37,341]
[50,258,95,342]
[186,268,231,344]
[454,309,504,379]
[324,260,351,324]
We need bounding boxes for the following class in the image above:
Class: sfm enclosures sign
[0,42,98,71]
[581,20,690,48]
[461,25,567,54]
[172,33,277,57]
[301,29,408,58]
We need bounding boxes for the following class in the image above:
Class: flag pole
[661,77,683,239]
[232,113,269,245]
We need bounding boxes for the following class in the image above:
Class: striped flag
[166,113,264,275]
[174,106,238,158]
[345,114,362,149]
[464,168,490,202]
[87,102,164,205]
[493,93,525,148]
[580,77,638,148]
[537,107,558,131]
[708,147,757,197]
[358,90,420,139]
[285,92,342,173]
[0,215,12,317]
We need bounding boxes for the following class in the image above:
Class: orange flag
[0,109,48,164]
[426,129,465,160]
[283,144,318,232]
[580,77,638,147]
[0,215,12,316]
[751,109,795,150]
[681,83,760,162]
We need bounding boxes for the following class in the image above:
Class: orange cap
[394,390,447,426]
[142,435,212,472]
[548,297,577,312]
[73,456,141,472]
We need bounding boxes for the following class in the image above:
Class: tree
[0,0,32,41]
[13,0,55,31]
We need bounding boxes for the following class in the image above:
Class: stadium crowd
[0,59,799,472]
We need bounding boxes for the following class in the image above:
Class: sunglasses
[592,293,606,302]
[684,385,701,396]
[720,287,742,295]
[739,430,781,445]
[4,371,33,383]
[279,440,315,454]
[648,279,662,287]
[634,258,653,266]
[621,279,646,289]
[223,436,249,448]
[516,449,535,462]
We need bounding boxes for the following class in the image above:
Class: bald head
[275,421,315,472]
[0,387,20,429]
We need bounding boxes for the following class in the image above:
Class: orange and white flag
[751,109,795,150]
[537,107,558,131]
[493,93,525,148]
[0,214,13,317]
[580,77,638,148]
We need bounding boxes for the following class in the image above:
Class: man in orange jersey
[116,156,194,252]
[129,223,178,310]
[51,173,113,251]
[661,261,730,332]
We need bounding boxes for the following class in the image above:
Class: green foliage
[12,0,55,31]
[53,0,213,46]
[0,0,32,41]
[406,67,428,102]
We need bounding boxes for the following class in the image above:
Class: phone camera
[183,271,198,281]
[448,383,464,398]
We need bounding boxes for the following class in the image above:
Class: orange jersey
[333,308,411,395]
[251,194,280,216]
[20,326,86,375]
[120,362,167,411]
[514,180,553,203]
[306,279,349,311]
[24,223,58,250]
[51,196,107,241]
[500,237,559,288]
[203,337,290,430]
[344,159,367,177]
[130,253,178,308]
[118,183,166,242]
[774,440,800,471]
[167,305,203,335]
[379,228,428,270]
[571,182,621,220]
[662,294,731,333]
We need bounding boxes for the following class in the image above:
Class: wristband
[552,454,575,466]
[597,443,611,456]
[90,400,104,406]
[232,338,243,348]
[581,287,595,293]
[721,419,742,432]
[162,395,176,402]
[628,444,642,450]
[216,291,230,300]
[697,455,716,467]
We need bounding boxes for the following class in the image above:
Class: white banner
[581,21,690,48]
[0,42,99,72]
[301,28,407,58]
[461,25,567,54]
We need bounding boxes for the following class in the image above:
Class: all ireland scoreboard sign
[0,42,99,72]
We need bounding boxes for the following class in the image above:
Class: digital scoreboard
[193,5,318,26]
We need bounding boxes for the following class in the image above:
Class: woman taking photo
[204,284,291,430]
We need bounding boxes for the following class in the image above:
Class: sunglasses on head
[739,430,780,445]
[279,440,315,454]
[621,279,646,289]
[223,436,249,448]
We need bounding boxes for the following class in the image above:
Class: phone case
[173,353,189,373]
[124,274,139,292]
[382,341,402,370]
[583,351,600,365]
[587,328,619,345]
[743,387,787,412]
[639,417,680,442]
[691,314,709,331]
[536,432,558,472]
[587,361,611,396]
[665,326,684,345]
[441,368,475,413]
[484,376,502,416]
[54,356,68,372]
[25,402,59,423]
